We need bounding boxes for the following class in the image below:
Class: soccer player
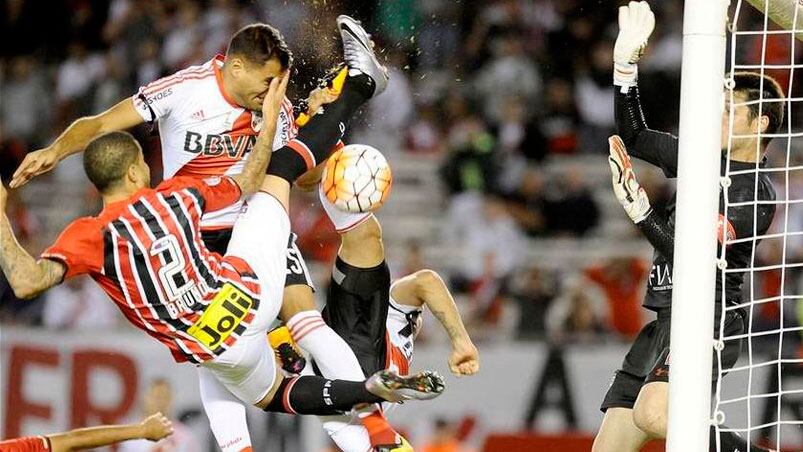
[0,72,443,428]
[204,177,480,452]
[593,3,781,452]
[0,412,172,452]
[9,15,405,445]
[10,14,383,390]
[312,182,480,452]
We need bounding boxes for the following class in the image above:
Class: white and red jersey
[384,287,422,376]
[41,176,261,364]
[131,55,298,231]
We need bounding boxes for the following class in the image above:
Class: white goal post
[670,0,803,451]
[666,0,730,451]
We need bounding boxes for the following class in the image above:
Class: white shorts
[200,192,290,405]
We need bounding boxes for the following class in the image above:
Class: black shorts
[321,257,391,375]
[600,308,745,412]
[201,229,314,288]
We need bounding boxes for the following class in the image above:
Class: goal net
[712,1,803,450]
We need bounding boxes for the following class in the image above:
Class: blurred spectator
[43,276,119,330]
[56,42,105,107]
[405,103,445,154]
[420,418,472,452]
[541,168,600,236]
[446,193,526,335]
[534,78,581,157]
[574,40,616,153]
[509,265,559,340]
[415,0,461,69]
[93,50,130,113]
[120,378,200,452]
[546,276,608,344]
[2,57,51,145]
[584,257,649,339]
[161,0,202,70]
[505,168,547,237]
[440,116,498,195]
[393,239,429,278]
[472,28,541,123]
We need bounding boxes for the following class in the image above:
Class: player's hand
[608,135,652,223]
[448,339,479,376]
[613,1,655,88]
[307,86,340,116]
[10,147,61,188]
[140,412,173,441]
[261,69,291,122]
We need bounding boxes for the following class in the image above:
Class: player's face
[232,56,285,111]
[722,91,766,153]
[130,148,151,189]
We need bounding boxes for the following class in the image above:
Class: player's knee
[632,389,667,438]
[413,269,441,287]
[344,214,381,243]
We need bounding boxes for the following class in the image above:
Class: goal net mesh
[714,1,803,450]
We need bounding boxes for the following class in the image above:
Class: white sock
[320,414,372,452]
[198,367,253,452]
[319,185,372,232]
[286,310,365,380]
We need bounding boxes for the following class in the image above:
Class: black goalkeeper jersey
[616,87,776,311]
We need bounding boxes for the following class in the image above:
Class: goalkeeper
[593,2,783,452]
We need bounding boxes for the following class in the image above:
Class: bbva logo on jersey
[183,131,257,158]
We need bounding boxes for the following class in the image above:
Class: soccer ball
[322,144,392,213]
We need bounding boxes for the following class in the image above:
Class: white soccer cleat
[365,370,445,403]
[337,15,389,98]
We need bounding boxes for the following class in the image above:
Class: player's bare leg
[632,381,668,438]
[592,408,650,452]
[339,214,384,268]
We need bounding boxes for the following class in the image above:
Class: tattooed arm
[0,184,65,299]
[391,269,480,376]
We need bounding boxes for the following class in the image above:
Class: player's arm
[10,99,144,188]
[0,182,65,299]
[608,136,675,259]
[613,1,679,178]
[230,70,290,197]
[47,412,173,452]
[391,269,480,376]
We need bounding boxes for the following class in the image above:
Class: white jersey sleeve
[131,64,213,122]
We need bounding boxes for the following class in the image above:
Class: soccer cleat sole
[367,370,445,403]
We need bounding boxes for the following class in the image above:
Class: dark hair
[732,71,785,145]
[84,131,141,192]
[226,23,293,68]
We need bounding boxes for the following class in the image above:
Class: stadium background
[0,0,801,450]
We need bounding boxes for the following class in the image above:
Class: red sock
[359,408,399,446]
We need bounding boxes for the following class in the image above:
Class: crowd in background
[1,0,801,361]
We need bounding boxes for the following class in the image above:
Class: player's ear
[757,114,770,135]
[228,56,245,77]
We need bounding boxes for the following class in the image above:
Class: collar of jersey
[213,54,240,108]
[98,186,154,218]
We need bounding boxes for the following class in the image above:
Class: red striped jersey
[41,176,260,364]
[0,436,50,452]
[131,54,300,231]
